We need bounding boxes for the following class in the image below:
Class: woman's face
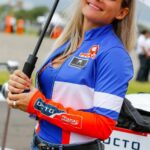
[81,0,129,26]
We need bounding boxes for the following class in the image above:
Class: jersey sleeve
[90,47,133,121]
[27,90,116,140]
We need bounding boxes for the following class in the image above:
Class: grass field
[0,71,9,84]
[127,80,150,94]
[0,71,150,94]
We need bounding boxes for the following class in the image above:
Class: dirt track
[0,33,54,71]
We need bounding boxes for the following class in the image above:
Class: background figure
[10,17,16,33]
[145,31,150,81]
[136,30,149,82]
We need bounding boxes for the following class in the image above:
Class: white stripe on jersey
[94,92,123,113]
[52,81,94,110]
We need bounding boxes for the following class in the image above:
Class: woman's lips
[88,2,102,11]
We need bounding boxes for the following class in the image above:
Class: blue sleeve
[95,47,133,98]
[90,47,133,120]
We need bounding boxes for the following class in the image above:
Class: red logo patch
[80,45,99,59]
[54,114,83,129]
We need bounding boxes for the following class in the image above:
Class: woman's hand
[7,87,38,112]
[7,69,37,112]
[8,70,32,94]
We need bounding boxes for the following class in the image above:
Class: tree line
[0,4,49,22]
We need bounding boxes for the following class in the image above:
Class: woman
[7,0,136,150]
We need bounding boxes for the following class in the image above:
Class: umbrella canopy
[138,0,150,7]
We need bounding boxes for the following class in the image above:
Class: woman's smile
[82,0,129,27]
[87,1,103,11]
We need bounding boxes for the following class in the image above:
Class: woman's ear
[115,7,129,20]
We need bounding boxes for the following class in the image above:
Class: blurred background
[0,0,150,150]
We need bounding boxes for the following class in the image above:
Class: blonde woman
[7,0,136,150]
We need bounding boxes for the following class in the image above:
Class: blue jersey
[34,24,133,144]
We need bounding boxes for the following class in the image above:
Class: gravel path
[0,33,54,71]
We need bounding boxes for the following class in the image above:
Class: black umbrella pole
[23,0,60,77]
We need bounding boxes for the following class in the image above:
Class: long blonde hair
[113,0,137,51]
[52,0,136,54]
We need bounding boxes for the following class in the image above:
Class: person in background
[136,30,149,82]
[7,0,136,150]
[144,31,150,81]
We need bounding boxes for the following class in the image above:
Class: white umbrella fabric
[138,0,150,7]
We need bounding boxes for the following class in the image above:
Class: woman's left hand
[7,87,38,112]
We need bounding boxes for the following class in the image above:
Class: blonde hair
[52,0,136,53]
[113,0,137,51]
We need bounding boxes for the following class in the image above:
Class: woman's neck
[81,18,102,40]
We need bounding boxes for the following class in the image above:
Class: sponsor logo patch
[60,114,82,129]
[34,98,65,117]
[80,45,99,59]
[34,98,82,128]
[69,57,88,69]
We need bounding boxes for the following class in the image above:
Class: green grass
[127,80,150,94]
[0,71,10,84]
[0,71,150,94]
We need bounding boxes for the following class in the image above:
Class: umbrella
[138,0,150,7]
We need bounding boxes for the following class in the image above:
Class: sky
[139,0,150,7]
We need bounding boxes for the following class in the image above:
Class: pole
[23,0,60,78]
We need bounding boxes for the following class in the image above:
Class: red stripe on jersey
[62,130,70,144]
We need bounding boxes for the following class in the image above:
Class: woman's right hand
[8,70,32,94]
